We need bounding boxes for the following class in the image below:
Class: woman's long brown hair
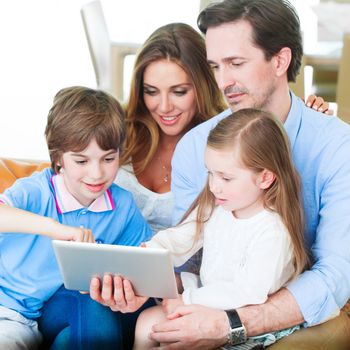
[120,23,227,175]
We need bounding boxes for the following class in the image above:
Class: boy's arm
[0,203,94,242]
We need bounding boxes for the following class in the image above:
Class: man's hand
[149,288,304,349]
[149,304,229,350]
[89,274,148,313]
[162,295,184,316]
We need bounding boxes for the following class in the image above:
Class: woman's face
[143,59,197,138]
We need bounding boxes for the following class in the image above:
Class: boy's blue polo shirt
[0,168,152,319]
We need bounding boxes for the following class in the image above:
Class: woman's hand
[305,94,333,115]
[89,274,149,313]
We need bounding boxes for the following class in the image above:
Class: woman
[115,22,329,233]
[115,22,227,232]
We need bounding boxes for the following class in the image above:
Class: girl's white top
[115,163,174,233]
[147,206,295,310]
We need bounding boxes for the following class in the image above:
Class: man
[91,1,350,349]
[150,0,350,348]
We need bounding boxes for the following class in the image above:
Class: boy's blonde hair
[184,108,308,278]
[45,86,125,173]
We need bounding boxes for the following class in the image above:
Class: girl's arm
[146,211,203,267]
[0,203,94,242]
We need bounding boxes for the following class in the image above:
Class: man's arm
[287,126,350,325]
[237,288,304,335]
[149,288,303,350]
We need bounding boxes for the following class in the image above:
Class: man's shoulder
[298,99,349,132]
[296,105,350,173]
[300,107,350,145]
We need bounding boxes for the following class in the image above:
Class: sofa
[1,157,350,349]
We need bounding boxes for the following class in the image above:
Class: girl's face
[59,138,119,207]
[143,59,197,138]
[205,145,265,219]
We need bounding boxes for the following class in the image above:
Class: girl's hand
[305,94,333,115]
[162,295,184,316]
[90,274,148,313]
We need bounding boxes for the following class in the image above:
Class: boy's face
[59,138,119,207]
[205,20,278,113]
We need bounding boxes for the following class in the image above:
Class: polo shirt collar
[51,174,115,214]
[284,91,303,152]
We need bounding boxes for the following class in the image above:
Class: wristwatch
[225,309,247,345]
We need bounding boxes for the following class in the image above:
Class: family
[0,0,349,350]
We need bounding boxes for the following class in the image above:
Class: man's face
[205,20,278,112]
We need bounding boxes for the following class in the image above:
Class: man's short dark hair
[197,0,303,82]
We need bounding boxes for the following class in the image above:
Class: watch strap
[225,309,247,346]
[225,309,243,329]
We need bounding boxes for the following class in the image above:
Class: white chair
[80,0,140,102]
[336,33,350,124]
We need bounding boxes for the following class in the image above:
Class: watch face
[230,326,247,345]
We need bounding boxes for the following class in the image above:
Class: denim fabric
[38,286,156,350]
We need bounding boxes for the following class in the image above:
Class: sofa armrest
[269,302,350,350]
[0,158,50,193]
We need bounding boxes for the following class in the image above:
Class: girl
[133,108,309,349]
[0,86,152,349]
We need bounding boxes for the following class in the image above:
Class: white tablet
[52,240,178,299]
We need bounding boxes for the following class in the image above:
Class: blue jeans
[38,286,155,350]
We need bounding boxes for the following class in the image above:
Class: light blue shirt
[171,92,350,326]
[0,168,152,319]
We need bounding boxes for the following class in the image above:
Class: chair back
[81,0,112,94]
[289,56,306,99]
[336,33,350,124]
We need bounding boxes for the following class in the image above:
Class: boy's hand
[50,221,95,242]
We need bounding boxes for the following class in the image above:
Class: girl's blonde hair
[184,108,308,277]
[120,22,227,175]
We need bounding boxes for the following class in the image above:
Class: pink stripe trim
[50,176,62,214]
[106,189,115,210]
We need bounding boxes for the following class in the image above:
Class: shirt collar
[51,174,115,214]
[284,91,303,152]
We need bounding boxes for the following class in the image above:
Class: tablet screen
[52,240,178,299]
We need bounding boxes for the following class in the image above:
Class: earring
[59,167,64,174]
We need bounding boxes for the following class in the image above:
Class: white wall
[0,0,199,160]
